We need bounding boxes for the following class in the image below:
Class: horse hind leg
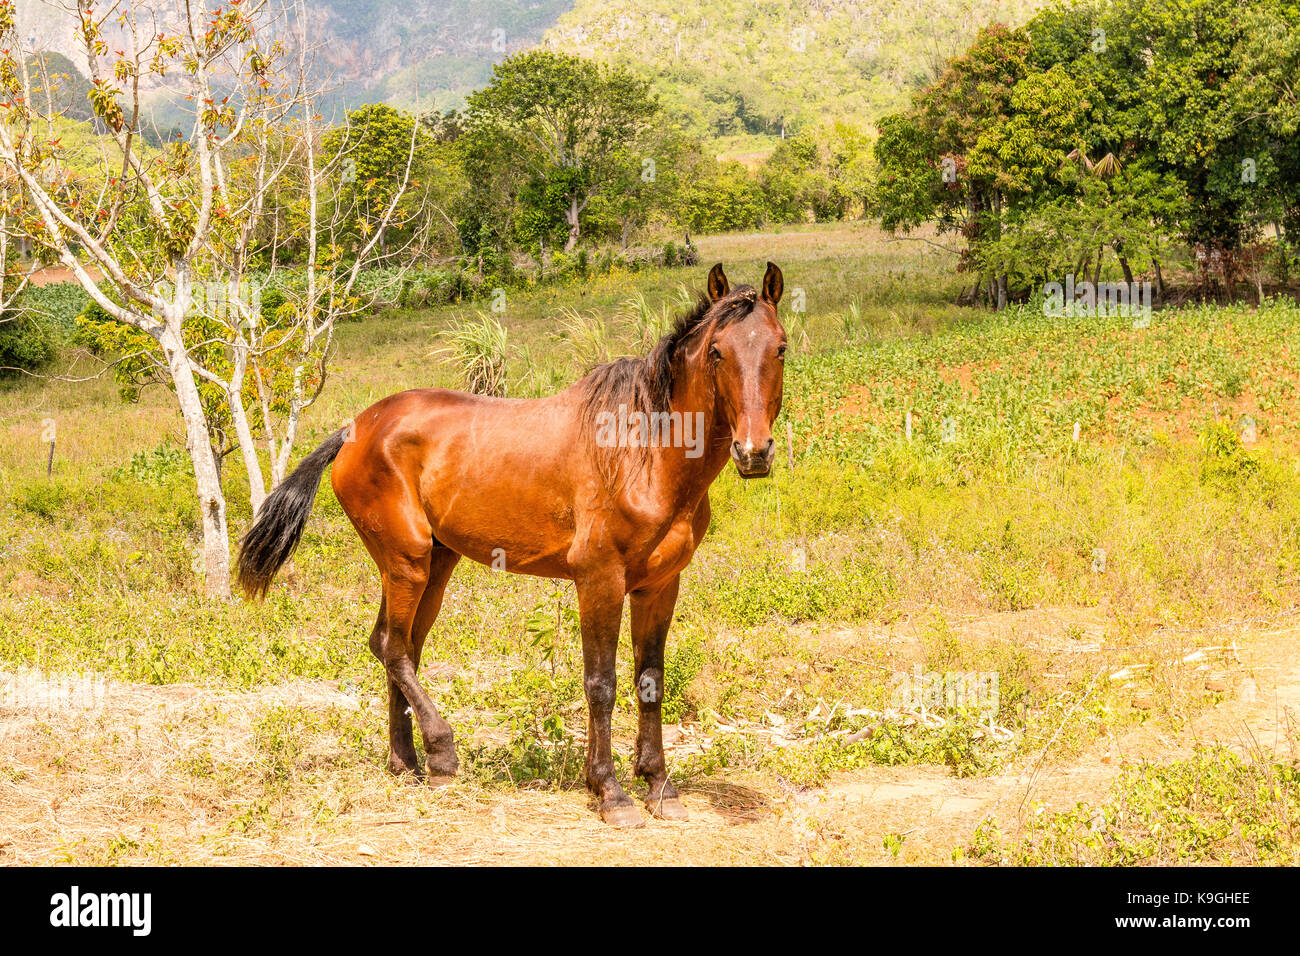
[367,595,421,777]
[407,548,460,780]
[368,521,460,783]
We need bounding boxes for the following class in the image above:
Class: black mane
[580,284,759,424]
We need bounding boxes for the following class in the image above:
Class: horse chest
[634,512,705,587]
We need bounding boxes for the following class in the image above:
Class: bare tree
[0,0,433,596]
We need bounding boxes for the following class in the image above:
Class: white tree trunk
[228,389,267,516]
[160,325,232,599]
[564,195,581,252]
[225,337,267,515]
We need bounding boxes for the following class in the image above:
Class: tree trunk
[227,340,267,515]
[1151,257,1164,303]
[996,273,1008,311]
[563,195,582,253]
[273,364,306,489]
[1117,251,1134,285]
[160,324,232,599]
[228,389,267,516]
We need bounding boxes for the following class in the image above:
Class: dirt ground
[1,610,1296,866]
[25,266,102,287]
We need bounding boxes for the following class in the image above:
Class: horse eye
[777,344,787,358]
[709,344,722,361]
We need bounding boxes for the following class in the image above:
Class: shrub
[432,313,509,396]
[0,309,57,375]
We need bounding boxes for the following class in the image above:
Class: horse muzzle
[731,438,775,478]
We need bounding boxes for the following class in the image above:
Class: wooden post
[785,421,795,470]
[41,418,56,478]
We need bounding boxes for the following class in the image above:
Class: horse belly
[420,464,576,578]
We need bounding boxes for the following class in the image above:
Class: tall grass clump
[432,313,509,397]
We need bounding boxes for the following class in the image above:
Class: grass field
[2,221,1298,865]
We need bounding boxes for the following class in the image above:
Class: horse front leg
[575,568,642,827]
[630,575,688,820]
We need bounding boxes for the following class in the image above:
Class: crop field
[2,222,1299,866]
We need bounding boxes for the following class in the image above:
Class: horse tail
[237,427,349,599]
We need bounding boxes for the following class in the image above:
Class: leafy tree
[759,123,875,223]
[678,159,765,234]
[323,104,458,255]
[878,0,1299,304]
[875,23,1032,306]
[461,51,659,251]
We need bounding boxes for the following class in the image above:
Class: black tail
[237,427,349,599]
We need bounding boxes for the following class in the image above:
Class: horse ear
[707,263,729,302]
[761,261,784,306]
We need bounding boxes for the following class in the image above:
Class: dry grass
[2,610,1295,866]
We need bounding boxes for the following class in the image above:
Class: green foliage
[1199,421,1261,486]
[758,123,875,223]
[73,296,239,464]
[115,444,191,487]
[322,103,460,252]
[15,283,88,333]
[973,747,1300,864]
[875,0,1300,303]
[763,712,1005,787]
[544,0,1047,136]
[11,479,72,519]
[460,51,660,252]
[432,313,509,396]
[662,633,705,723]
[0,309,56,374]
[679,161,765,234]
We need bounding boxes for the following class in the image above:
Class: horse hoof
[426,754,459,781]
[426,773,456,788]
[646,796,689,821]
[386,756,422,778]
[600,803,646,828]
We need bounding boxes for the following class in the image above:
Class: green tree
[875,23,1032,306]
[461,51,660,252]
[323,103,459,255]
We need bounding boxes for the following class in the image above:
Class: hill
[16,0,1048,131]
[15,0,573,117]
[540,0,1050,135]
[312,0,575,113]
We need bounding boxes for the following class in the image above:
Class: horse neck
[645,344,731,509]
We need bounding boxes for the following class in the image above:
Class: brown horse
[237,262,787,826]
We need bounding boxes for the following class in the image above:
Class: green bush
[0,309,57,374]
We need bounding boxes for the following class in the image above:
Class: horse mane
[581,284,758,420]
[577,284,760,487]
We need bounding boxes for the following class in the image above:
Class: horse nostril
[731,441,743,458]
[764,438,775,456]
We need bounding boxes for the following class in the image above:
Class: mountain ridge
[15,0,1050,130]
